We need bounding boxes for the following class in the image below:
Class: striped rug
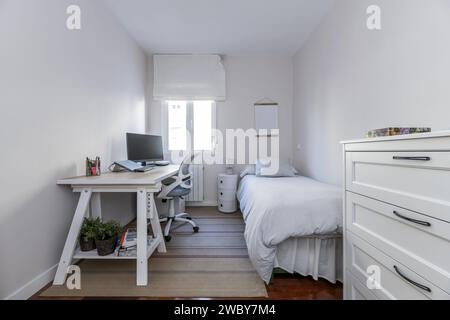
[40,207,267,298]
[158,207,248,258]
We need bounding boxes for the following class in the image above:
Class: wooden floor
[32,207,342,300]
[32,273,342,300]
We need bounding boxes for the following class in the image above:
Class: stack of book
[117,228,137,257]
[117,228,156,257]
[366,127,431,138]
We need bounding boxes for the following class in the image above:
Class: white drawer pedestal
[218,174,238,213]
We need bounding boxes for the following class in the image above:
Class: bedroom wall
[0,0,147,299]
[293,0,450,186]
[147,55,294,205]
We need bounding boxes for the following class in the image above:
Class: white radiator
[185,164,204,202]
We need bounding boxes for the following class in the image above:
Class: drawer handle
[392,156,431,161]
[393,265,431,293]
[393,211,431,227]
[220,180,223,184]
[220,192,223,196]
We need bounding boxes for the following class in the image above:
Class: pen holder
[86,157,101,176]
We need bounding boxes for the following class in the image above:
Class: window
[167,101,187,151]
[165,101,216,152]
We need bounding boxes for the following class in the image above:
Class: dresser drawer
[346,232,450,300]
[218,175,238,190]
[345,151,450,222]
[218,189,236,201]
[345,271,379,300]
[346,192,450,293]
[218,200,237,213]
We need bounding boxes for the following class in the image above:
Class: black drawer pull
[393,265,431,293]
[393,156,431,161]
[220,180,223,184]
[393,211,431,227]
[220,192,223,196]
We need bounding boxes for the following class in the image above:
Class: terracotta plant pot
[79,238,96,252]
[95,236,117,256]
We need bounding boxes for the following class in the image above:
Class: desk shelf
[73,235,162,260]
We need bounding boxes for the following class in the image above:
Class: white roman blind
[153,54,226,101]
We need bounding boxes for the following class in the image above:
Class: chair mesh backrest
[181,162,191,176]
[179,153,196,180]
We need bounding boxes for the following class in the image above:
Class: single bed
[237,175,343,284]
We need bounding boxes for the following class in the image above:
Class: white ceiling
[103,0,335,56]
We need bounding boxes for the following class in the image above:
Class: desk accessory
[86,156,101,176]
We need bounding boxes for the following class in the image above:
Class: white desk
[54,165,179,286]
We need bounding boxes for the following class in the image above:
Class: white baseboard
[5,263,57,300]
[186,201,218,207]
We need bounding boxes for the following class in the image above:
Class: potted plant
[94,220,121,256]
[79,217,101,251]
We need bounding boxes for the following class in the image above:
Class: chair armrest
[158,173,192,198]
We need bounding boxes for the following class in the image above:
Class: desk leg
[148,192,167,253]
[136,189,148,286]
[53,189,92,285]
[91,193,102,219]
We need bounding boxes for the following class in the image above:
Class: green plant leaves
[80,218,121,241]
[94,220,121,241]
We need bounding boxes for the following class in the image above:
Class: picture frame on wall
[254,99,278,136]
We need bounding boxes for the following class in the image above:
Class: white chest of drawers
[218,173,238,213]
[342,131,450,300]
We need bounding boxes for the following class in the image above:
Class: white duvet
[237,175,342,283]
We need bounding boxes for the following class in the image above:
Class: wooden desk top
[57,165,179,186]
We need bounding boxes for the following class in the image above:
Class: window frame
[162,100,217,154]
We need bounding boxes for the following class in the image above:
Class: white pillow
[255,159,297,177]
[239,165,256,178]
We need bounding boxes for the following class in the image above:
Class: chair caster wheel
[164,235,172,242]
[193,226,199,233]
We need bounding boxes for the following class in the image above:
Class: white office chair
[158,154,199,242]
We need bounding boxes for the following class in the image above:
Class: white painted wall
[147,55,294,204]
[0,0,147,299]
[293,0,450,186]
